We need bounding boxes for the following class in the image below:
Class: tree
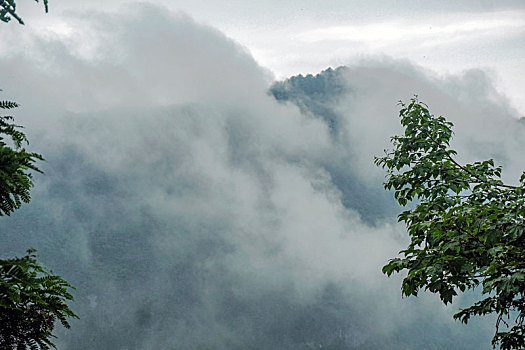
[0,97,77,349]
[0,249,77,349]
[0,99,43,216]
[375,98,525,349]
[1,3,77,348]
[1,0,48,25]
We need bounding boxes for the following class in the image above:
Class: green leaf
[376,97,525,349]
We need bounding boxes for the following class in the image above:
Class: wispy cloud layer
[297,11,525,47]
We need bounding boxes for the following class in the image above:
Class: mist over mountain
[1,4,523,349]
[271,67,347,132]
[270,68,397,223]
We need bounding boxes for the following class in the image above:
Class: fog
[1,4,523,349]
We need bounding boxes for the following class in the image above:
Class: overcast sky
[10,0,525,115]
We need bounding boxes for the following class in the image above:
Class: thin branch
[426,133,520,190]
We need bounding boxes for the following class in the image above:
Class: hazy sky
[11,0,525,115]
[1,2,524,349]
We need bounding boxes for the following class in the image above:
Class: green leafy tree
[0,249,77,349]
[1,3,77,348]
[375,98,525,350]
[0,99,43,216]
[0,98,77,349]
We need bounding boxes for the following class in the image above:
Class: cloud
[1,3,272,118]
[2,4,521,349]
[296,11,525,51]
[330,60,525,185]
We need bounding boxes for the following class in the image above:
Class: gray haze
[1,4,524,349]
[7,0,525,114]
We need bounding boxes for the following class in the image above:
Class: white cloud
[297,12,525,47]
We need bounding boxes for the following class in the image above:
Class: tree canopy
[375,98,525,349]
[0,249,77,349]
[0,99,43,216]
[1,4,77,348]
[0,97,77,349]
[1,0,48,25]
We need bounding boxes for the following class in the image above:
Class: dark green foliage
[0,0,48,25]
[270,67,347,133]
[0,97,76,348]
[375,98,525,349]
[1,5,76,348]
[270,67,347,99]
[0,98,43,216]
[0,248,77,349]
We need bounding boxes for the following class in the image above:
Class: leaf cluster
[0,0,48,25]
[1,6,77,349]
[0,95,77,348]
[0,98,44,216]
[0,249,78,349]
[375,98,525,349]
